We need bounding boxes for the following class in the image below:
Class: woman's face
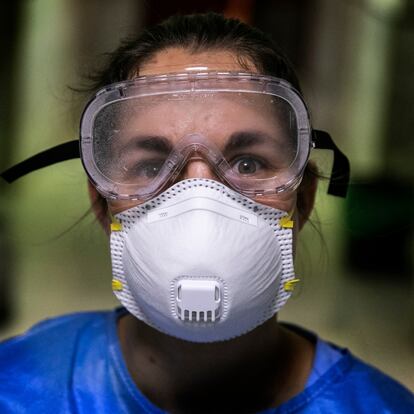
[106,47,299,218]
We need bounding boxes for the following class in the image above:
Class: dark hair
[88,12,317,228]
[89,12,301,92]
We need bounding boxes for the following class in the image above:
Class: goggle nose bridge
[167,134,230,179]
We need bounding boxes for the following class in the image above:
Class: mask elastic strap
[0,139,80,183]
[312,129,350,198]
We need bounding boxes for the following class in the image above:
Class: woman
[0,13,412,414]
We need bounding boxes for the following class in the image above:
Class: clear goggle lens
[86,83,310,200]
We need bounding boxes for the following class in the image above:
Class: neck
[118,313,314,413]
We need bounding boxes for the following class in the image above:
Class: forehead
[106,92,288,147]
[138,47,258,76]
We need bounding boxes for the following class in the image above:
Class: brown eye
[233,157,262,175]
[133,159,164,178]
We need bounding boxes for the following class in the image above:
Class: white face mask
[110,179,296,343]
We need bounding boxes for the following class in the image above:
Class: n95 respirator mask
[110,178,296,343]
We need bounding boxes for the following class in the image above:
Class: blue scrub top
[0,308,413,413]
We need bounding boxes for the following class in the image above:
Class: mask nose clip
[175,279,222,323]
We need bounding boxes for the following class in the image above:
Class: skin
[88,48,318,413]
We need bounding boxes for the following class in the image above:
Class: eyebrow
[223,130,280,153]
[121,135,173,154]
[119,130,282,155]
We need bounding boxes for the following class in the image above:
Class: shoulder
[281,324,414,413]
[0,310,110,360]
[312,343,414,413]
[343,352,414,410]
[0,310,115,413]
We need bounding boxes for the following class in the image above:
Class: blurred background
[0,0,413,390]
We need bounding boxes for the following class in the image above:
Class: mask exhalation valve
[175,279,221,323]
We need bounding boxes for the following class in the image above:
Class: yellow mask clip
[279,209,294,229]
[109,212,123,232]
[112,279,123,291]
[283,278,300,292]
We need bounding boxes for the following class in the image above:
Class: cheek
[107,199,143,215]
[255,192,297,215]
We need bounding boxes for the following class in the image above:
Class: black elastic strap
[1,133,350,198]
[312,129,350,197]
[0,140,80,183]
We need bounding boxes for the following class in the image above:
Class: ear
[296,164,318,231]
[87,181,111,235]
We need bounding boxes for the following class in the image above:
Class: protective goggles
[1,71,350,198]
